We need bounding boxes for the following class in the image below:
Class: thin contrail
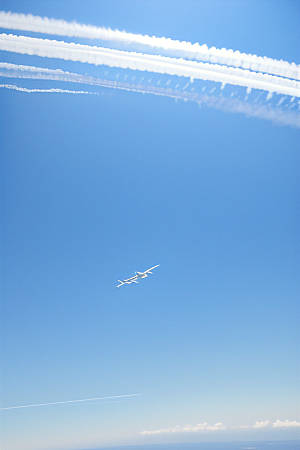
[0,11,299,80]
[0,393,141,410]
[0,34,299,97]
[0,83,100,94]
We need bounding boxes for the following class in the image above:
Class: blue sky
[0,1,299,450]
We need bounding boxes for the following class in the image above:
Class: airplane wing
[145,264,160,273]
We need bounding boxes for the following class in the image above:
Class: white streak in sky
[0,11,299,81]
[1,63,299,128]
[0,83,99,94]
[0,61,71,75]
[0,393,141,410]
[1,34,299,98]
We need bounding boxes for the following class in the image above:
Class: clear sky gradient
[0,1,299,450]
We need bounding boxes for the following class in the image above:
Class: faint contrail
[0,393,141,410]
[1,34,299,97]
[0,11,299,80]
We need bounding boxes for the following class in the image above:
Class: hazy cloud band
[1,63,299,128]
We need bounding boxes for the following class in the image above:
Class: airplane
[116,265,159,287]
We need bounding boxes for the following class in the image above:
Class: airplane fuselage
[135,271,148,278]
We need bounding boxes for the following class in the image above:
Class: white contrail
[0,83,99,94]
[0,11,299,80]
[0,61,72,75]
[1,63,299,128]
[0,393,141,410]
[1,34,299,97]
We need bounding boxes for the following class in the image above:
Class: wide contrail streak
[1,33,299,97]
[0,11,299,81]
[0,393,141,410]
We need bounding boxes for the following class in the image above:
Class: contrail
[1,63,299,128]
[0,83,99,94]
[0,62,75,75]
[0,393,141,410]
[1,34,299,97]
[0,11,299,80]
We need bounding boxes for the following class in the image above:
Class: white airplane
[116,265,159,287]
